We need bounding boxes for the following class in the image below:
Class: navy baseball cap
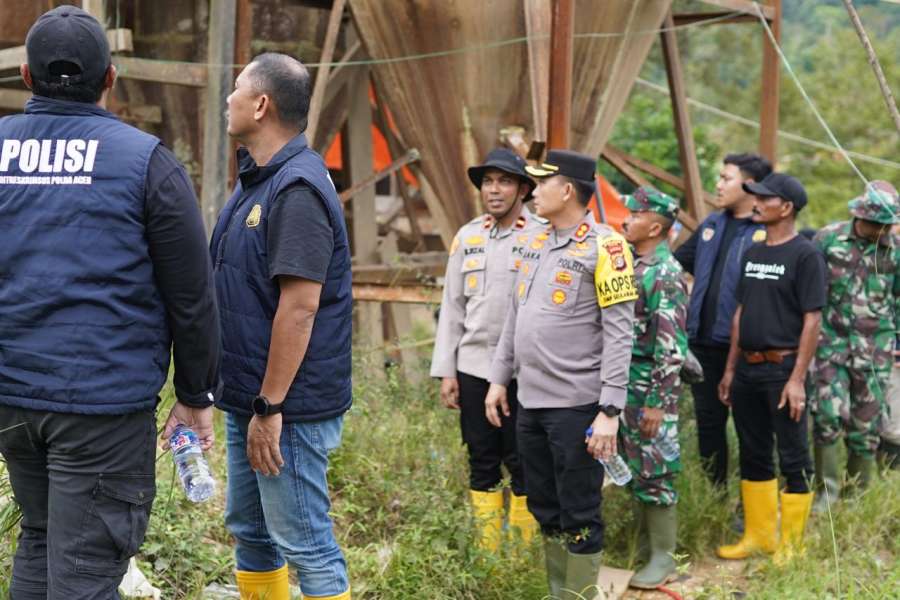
[526,149,596,184]
[743,173,808,212]
[26,5,110,85]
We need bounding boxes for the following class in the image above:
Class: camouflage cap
[848,180,899,225]
[623,186,680,221]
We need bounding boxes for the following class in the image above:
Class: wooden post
[547,0,574,149]
[759,0,781,163]
[201,0,237,236]
[660,10,706,222]
[524,0,551,142]
[230,0,253,189]
[382,232,425,383]
[306,0,347,146]
[344,67,384,360]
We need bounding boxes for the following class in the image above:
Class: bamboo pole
[841,0,900,134]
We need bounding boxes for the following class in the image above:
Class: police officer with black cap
[0,6,221,597]
[431,148,544,552]
[485,150,637,598]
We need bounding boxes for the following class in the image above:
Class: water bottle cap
[170,426,198,453]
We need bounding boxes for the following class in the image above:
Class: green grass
[1,352,899,598]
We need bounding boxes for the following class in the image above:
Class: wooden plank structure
[0,0,783,359]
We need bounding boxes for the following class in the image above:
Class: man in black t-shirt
[716,173,825,565]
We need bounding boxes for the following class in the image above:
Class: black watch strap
[598,404,621,418]
[253,394,284,416]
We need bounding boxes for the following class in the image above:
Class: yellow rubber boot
[717,479,778,560]
[235,564,290,600]
[304,588,352,599]
[773,490,813,565]
[508,493,539,544]
[470,489,504,552]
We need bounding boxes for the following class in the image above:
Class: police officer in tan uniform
[485,150,637,598]
[431,148,544,551]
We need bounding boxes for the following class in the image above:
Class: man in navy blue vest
[674,153,771,489]
[0,7,221,598]
[210,53,352,600]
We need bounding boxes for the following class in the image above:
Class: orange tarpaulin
[591,175,628,233]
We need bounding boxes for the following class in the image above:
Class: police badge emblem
[702,227,715,242]
[246,204,262,228]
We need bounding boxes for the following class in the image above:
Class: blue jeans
[225,413,349,597]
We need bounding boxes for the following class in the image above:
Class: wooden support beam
[352,255,446,286]
[673,12,758,26]
[353,284,442,305]
[546,0,574,149]
[200,0,237,236]
[113,56,207,87]
[700,0,775,20]
[660,10,706,222]
[0,28,132,72]
[759,0,781,163]
[0,88,31,110]
[381,232,425,382]
[524,0,551,142]
[339,148,419,204]
[600,149,698,232]
[345,64,384,355]
[306,0,347,146]
[604,145,718,209]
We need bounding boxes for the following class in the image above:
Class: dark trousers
[517,403,605,554]
[0,406,157,600]
[689,344,732,486]
[731,357,813,493]
[458,372,524,494]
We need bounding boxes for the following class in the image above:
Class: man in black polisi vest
[0,6,221,598]
[211,53,352,600]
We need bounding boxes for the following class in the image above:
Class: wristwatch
[598,404,622,418]
[252,394,284,417]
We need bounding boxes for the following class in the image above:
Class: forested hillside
[602,0,899,228]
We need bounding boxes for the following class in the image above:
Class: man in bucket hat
[431,148,543,551]
[620,187,688,589]
[810,180,900,507]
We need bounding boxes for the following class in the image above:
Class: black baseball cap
[743,172,808,212]
[26,5,110,85]
[525,149,595,184]
[467,148,536,200]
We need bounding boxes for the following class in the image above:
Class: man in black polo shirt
[716,173,825,564]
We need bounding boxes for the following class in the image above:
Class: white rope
[752,2,872,186]
[633,78,900,172]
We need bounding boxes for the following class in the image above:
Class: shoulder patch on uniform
[595,233,638,308]
[752,229,767,243]
[702,227,715,242]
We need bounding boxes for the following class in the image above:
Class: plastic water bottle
[585,427,632,486]
[639,410,680,462]
[656,432,680,462]
[169,425,216,503]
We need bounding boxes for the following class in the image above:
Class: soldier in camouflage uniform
[811,180,900,510]
[880,220,900,471]
[619,187,688,589]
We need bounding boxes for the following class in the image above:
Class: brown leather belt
[742,349,798,365]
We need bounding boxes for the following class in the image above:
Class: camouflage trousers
[880,367,900,446]
[810,361,889,457]
[619,361,681,506]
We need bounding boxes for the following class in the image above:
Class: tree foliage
[608,0,899,229]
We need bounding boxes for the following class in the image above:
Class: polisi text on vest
[0,138,99,173]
